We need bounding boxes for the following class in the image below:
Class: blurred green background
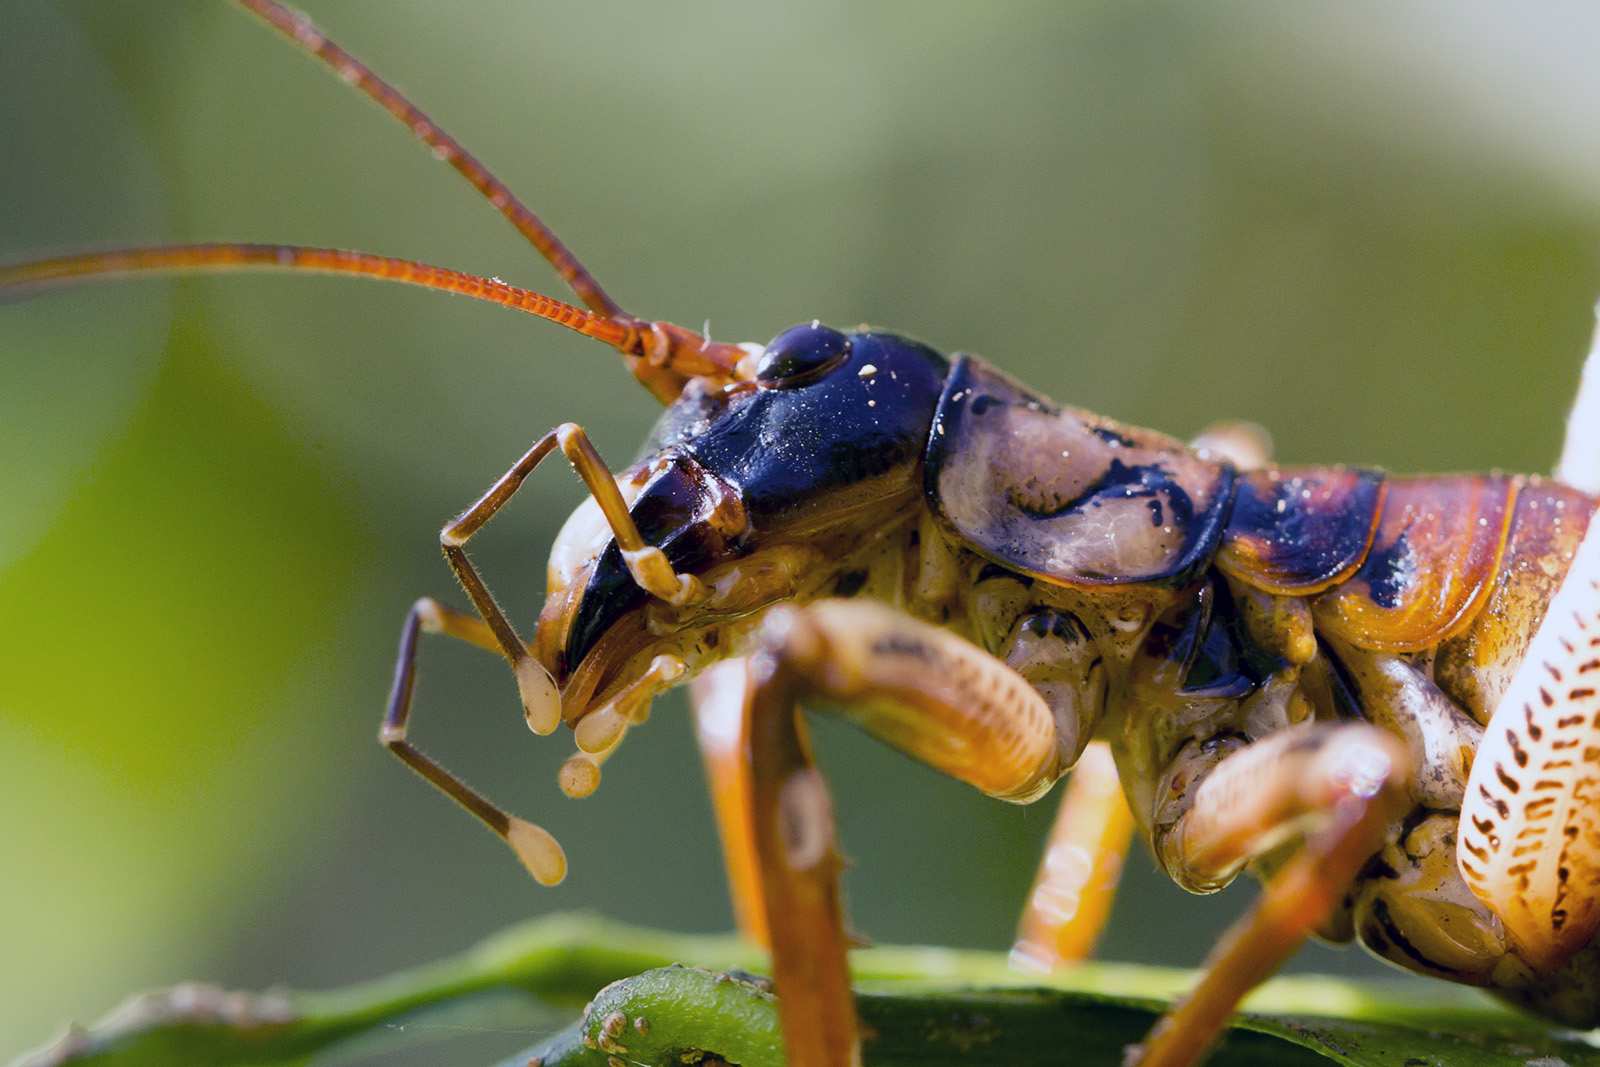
[5,0,1600,1060]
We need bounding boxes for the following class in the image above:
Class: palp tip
[559,754,601,798]
[506,817,567,886]
[574,705,627,754]
[518,657,561,735]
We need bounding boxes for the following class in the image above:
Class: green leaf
[14,914,1599,1067]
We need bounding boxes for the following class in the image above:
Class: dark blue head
[535,323,950,706]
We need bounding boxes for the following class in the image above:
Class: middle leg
[1131,723,1411,1067]
[1010,740,1138,971]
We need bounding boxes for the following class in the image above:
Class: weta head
[531,322,950,788]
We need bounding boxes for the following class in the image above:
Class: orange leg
[691,657,769,948]
[733,598,1067,1067]
[1011,740,1137,971]
[1129,723,1411,1067]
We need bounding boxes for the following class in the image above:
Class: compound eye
[755,322,850,388]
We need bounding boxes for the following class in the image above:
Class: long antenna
[232,0,622,320]
[1,1,756,401]
[0,244,637,350]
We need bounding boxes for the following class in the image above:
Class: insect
[9,2,1600,1067]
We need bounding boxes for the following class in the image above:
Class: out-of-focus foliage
[12,916,1586,1067]
[5,1,1600,1061]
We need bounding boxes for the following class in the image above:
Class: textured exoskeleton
[538,324,1600,1046]
[8,4,1600,1066]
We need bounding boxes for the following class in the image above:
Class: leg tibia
[1012,741,1136,971]
[1130,723,1410,1067]
[737,599,1069,1067]
[692,658,769,947]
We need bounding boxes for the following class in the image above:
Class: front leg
[691,658,769,948]
[1011,741,1136,971]
[728,598,1069,1067]
[1002,608,1129,971]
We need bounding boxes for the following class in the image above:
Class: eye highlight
[755,322,850,388]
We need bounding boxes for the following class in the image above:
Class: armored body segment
[1434,478,1595,723]
[925,356,1235,588]
[1215,467,1385,595]
[1312,474,1519,653]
